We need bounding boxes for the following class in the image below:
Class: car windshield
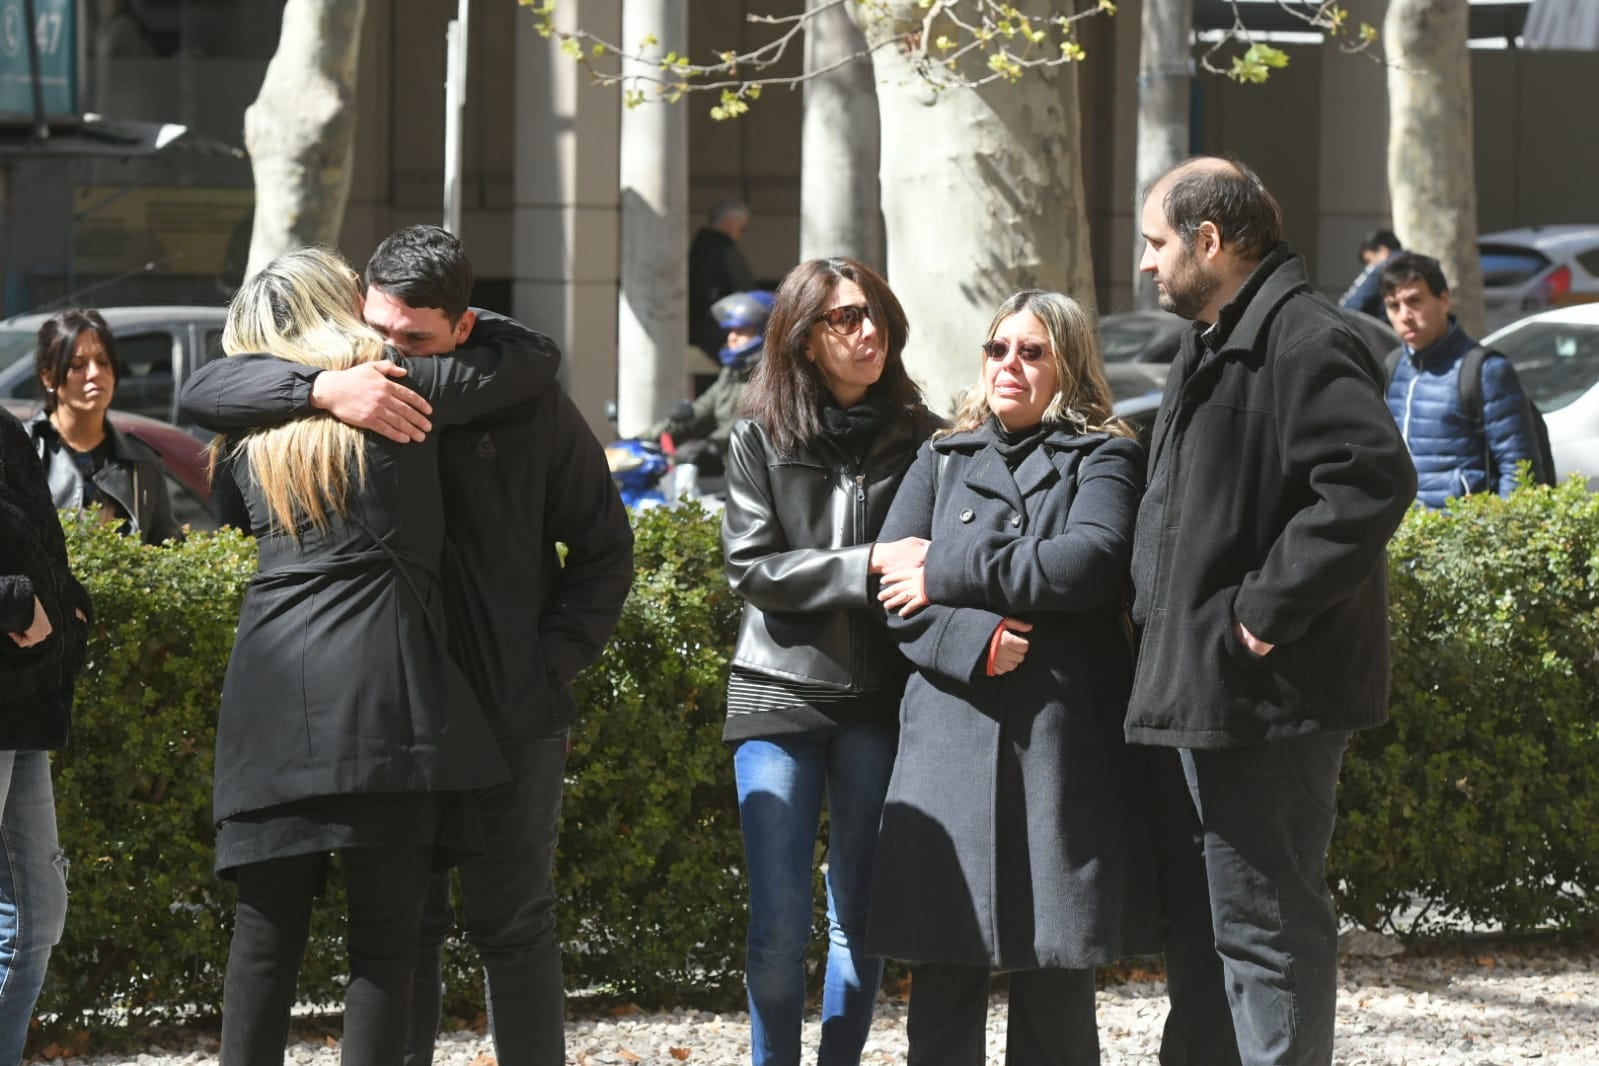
[1495,321,1599,412]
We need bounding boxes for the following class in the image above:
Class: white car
[1480,225,1599,333]
[1484,302,1599,490]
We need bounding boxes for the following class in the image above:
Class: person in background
[645,289,774,477]
[1380,251,1539,508]
[866,290,1150,1066]
[0,403,91,1064]
[720,256,941,1066]
[689,200,758,361]
[1338,228,1402,320]
[25,309,180,544]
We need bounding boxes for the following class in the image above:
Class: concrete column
[511,0,622,433]
[615,0,688,438]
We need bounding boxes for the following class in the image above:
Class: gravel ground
[47,940,1599,1065]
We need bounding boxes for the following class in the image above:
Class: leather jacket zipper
[848,467,867,690]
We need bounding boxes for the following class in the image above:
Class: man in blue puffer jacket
[1380,252,1537,508]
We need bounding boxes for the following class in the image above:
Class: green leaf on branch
[709,88,751,121]
[1229,43,1290,84]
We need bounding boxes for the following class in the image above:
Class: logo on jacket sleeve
[474,433,497,460]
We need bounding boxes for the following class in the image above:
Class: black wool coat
[0,406,92,751]
[865,423,1158,971]
[209,339,548,824]
[1127,247,1418,749]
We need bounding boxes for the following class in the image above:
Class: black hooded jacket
[0,406,92,751]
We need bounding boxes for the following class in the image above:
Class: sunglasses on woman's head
[817,304,871,336]
[982,340,1048,363]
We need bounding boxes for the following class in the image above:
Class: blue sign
[0,0,77,121]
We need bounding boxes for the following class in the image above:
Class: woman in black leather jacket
[720,257,940,1066]
[25,310,179,545]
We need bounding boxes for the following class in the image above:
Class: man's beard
[1157,250,1221,321]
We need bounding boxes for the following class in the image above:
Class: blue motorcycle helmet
[712,290,775,369]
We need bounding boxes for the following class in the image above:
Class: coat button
[959,508,974,523]
[1010,514,1021,527]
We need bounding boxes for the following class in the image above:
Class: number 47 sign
[0,0,76,121]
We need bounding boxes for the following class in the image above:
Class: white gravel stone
[56,943,1599,1065]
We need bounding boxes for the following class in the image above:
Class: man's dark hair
[1360,228,1401,257]
[1379,251,1449,300]
[1145,156,1284,263]
[364,224,474,322]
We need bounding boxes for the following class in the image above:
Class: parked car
[0,305,229,433]
[1481,301,1599,491]
[1105,306,1399,442]
[2,399,218,532]
[1480,225,1599,334]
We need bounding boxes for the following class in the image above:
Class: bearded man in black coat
[1130,157,1416,1066]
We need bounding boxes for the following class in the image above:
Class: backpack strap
[1457,346,1488,426]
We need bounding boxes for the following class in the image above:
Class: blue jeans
[0,750,68,1064]
[734,725,897,1066]
[405,731,569,1066]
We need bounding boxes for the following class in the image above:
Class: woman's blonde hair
[217,247,387,533]
[944,290,1132,438]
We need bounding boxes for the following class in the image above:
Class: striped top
[722,666,900,742]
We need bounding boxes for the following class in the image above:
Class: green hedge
[1334,478,1599,934]
[32,485,1599,1041]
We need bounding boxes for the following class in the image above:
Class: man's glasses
[817,304,871,336]
[981,339,1048,363]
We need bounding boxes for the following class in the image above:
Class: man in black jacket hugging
[1130,157,1417,1066]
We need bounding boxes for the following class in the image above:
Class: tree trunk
[1386,0,1484,335]
[616,0,688,437]
[242,0,366,279]
[855,3,1094,416]
[800,0,882,270]
[1134,0,1191,311]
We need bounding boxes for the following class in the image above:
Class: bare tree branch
[516,0,1381,118]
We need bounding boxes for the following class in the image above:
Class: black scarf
[818,389,886,460]
[989,416,1052,470]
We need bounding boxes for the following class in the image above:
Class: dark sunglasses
[817,303,871,336]
[981,339,1048,363]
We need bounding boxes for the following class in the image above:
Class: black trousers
[906,963,1098,1066]
[404,732,569,1066]
[1162,732,1351,1066]
[221,845,434,1066]
[1150,746,1242,1066]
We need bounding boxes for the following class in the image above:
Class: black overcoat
[865,423,1156,971]
[210,343,544,824]
[1127,248,1417,748]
